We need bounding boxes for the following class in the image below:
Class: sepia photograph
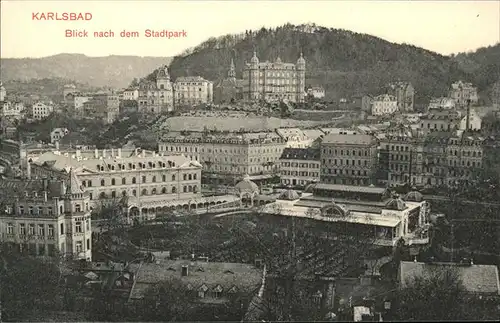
[0,0,499,321]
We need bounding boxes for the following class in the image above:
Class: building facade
[28,149,217,221]
[449,81,479,108]
[0,170,92,261]
[0,82,6,102]
[371,94,398,116]
[50,128,69,144]
[419,109,461,133]
[32,102,54,120]
[307,86,325,99]
[213,59,244,104]
[82,92,120,123]
[428,97,456,111]
[320,133,379,186]
[386,82,415,112]
[159,132,286,185]
[138,66,175,114]
[276,128,324,148]
[122,88,139,101]
[174,76,213,107]
[242,52,306,103]
[1,101,25,119]
[280,147,321,187]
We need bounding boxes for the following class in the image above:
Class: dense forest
[162,23,499,104]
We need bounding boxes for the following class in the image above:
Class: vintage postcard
[0,0,499,322]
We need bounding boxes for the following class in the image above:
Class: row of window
[94,161,179,172]
[82,173,198,188]
[281,162,320,168]
[322,159,370,167]
[94,185,198,199]
[16,203,88,216]
[281,171,319,177]
[322,149,371,157]
[6,223,54,236]
[163,146,283,154]
[323,168,369,176]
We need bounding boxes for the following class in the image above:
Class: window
[183,186,187,193]
[75,204,81,212]
[75,221,82,233]
[132,190,137,196]
[87,238,90,250]
[122,178,126,185]
[132,177,137,184]
[38,206,43,215]
[29,206,34,215]
[60,223,64,235]
[101,179,105,186]
[161,187,167,194]
[183,174,187,180]
[142,189,147,196]
[88,180,92,187]
[86,220,90,231]
[48,225,54,237]
[152,176,156,183]
[20,223,26,235]
[162,175,166,182]
[7,223,14,234]
[111,178,116,185]
[28,224,35,235]
[213,285,223,298]
[142,176,146,183]
[38,224,45,236]
[76,241,83,253]
[172,175,176,181]
[172,187,177,194]
[19,206,24,214]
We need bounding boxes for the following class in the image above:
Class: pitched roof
[399,261,500,295]
[314,183,387,195]
[280,147,320,160]
[322,133,376,145]
[129,260,262,300]
[66,168,84,195]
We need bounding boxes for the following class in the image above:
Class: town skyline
[1,0,499,59]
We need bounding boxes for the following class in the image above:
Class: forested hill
[166,24,490,103]
[1,54,172,89]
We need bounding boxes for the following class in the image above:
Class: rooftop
[322,133,377,146]
[400,261,500,295]
[280,147,320,160]
[129,260,263,300]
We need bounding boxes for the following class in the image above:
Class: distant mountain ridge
[166,23,499,104]
[0,54,172,89]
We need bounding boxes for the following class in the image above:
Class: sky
[1,0,499,59]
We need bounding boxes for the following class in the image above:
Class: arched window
[111,191,116,198]
[183,174,187,181]
[111,178,116,185]
[99,192,106,199]
[172,187,177,194]
[122,178,126,185]
[152,188,157,195]
[172,175,176,181]
[141,189,147,196]
[183,186,187,193]
[193,185,198,193]
[162,175,166,182]
[188,174,192,180]
[188,185,193,192]
[82,181,86,187]
[152,176,156,183]
[101,179,105,186]
[59,206,63,214]
[193,174,197,180]
[132,177,136,184]
[96,165,100,171]
[132,190,137,196]
[122,190,127,196]
[161,187,167,194]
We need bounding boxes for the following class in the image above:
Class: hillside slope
[0,54,172,89]
[167,24,475,103]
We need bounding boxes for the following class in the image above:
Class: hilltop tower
[249,51,260,100]
[296,52,306,103]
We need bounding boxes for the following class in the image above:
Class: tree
[394,267,472,321]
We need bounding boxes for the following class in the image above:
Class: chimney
[94,148,99,159]
[55,141,60,151]
[181,265,189,277]
[141,150,146,158]
[103,149,107,158]
[111,148,115,157]
[117,148,122,158]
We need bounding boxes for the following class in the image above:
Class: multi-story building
[50,128,69,144]
[279,147,320,187]
[138,66,174,114]
[32,102,54,120]
[307,86,325,99]
[386,82,415,112]
[1,101,25,119]
[242,52,306,103]
[428,97,456,111]
[276,128,324,148]
[444,131,484,187]
[122,88,139,101]
[371,94,398,116]
[459,108,482,131]
[159,131,286,185]
[0,170,93,261]
[73,95,92,115]
[419,109,461,133]
[29,149,207,220]
[320,133,379,186]
[82,92,119,123]
[449,81,479,108]
[174,76,213,106]
[213,59,244,104]
[0,82,6,101]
